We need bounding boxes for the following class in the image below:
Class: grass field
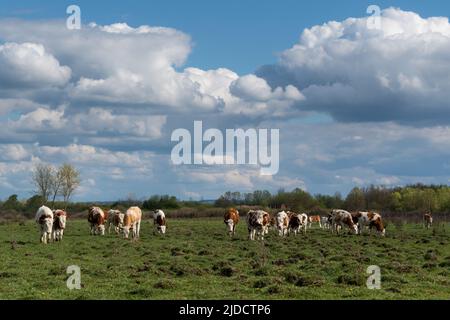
[1,218,449,299]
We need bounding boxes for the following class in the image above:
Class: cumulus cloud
[0,19,302,117]
[0,42,71,88]
[257,8,450,124]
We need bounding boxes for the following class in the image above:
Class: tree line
[214,184,450,214]
[3,178,450,217]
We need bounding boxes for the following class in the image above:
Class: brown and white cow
[246,210,270,240]
[107,209,124,234]
[330,209,357,235]
[286,211,300,235]
[299,213,308,233]
[35,206,53,244]
[275,211,289,237]
[424,213,433,229]
[123,206,142,239]
[154,209,167,235]
[88,206,106,236]
[353,211,385,236]
[308,215,322,228]
[224,208,239,237]
[52,209,67,241]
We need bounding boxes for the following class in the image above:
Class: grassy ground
[0,218,449,300]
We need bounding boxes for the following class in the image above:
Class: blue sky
[1,1,450,201]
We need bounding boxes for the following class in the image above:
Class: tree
[32,163,55,203]
[25,195,45,215]
[2,194,23,211]
[344,187,366,211]
[59,163,81,209]
[50,167,64,208]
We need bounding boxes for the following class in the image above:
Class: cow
[424,213,433,229]
[275,211,289,236]
[246,210,270,240]
[107,209,124,234]
[224,208,239,237]
[329,209,357,235]
[52,209,67,241]
[308,215,322,228]
[123,206,142,239]
[299,213,308,233]
[35,206,53,244]
[321,216,331,229]
[353,211,385,236]
[154,209,167,235]
[287,212,301,235]
[88,206,106,236]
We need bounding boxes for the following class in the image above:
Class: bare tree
[32,164,55,204]
[50,168,64,209]
[59,163,80,209]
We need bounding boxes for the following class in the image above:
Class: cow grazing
[308,215,322,228]
[329,209,357,235]
[123,206,142,239]
[107,209,124,234]
[224,208,239,237]
[88,207,106,236]
[275,211,289,237]
[35,206,54,244]
[321,216,331,229]
[246,210,270,240]
[424,213,433,229]
[353,211,385,236]
[154,209,167,235]
[52,210,67,241]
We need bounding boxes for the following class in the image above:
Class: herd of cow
[34,205,434,243]
[34,205,166,244]
[225,208,388,240]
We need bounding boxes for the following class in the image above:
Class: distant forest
[1,184,450,218]
[214,184,450,214]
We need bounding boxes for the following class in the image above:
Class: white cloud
[258,8,450,123]
[0,144,29,161]
[0,42,71,88]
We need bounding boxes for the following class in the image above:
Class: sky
[1,0,450,201]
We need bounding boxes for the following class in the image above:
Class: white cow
[123,206,142,239]
[35,206,53,244]
[321,216,331,229]
[275,211,290,237]
[299,213,308,233]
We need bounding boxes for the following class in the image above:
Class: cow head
[57,215,67,229]
[122,225,130,238]
[158,225,167,234]
[224,218,234,234]
[41,216,53,234]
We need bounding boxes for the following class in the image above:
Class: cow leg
[136,221,141,239]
